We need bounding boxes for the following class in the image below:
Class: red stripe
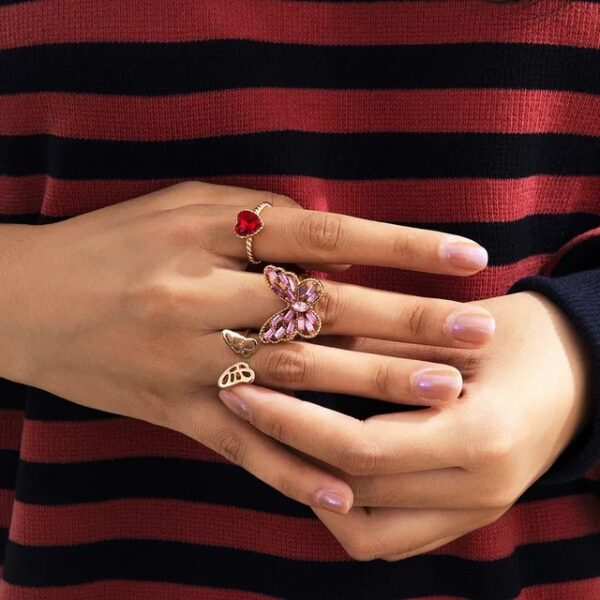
[0,489,15,529]
[414,580,600,600]
[515,579,600,599]
[1,175,599,222]
[2,90,599,140]
[0,410,23,453]
[0,0,598,49]
[0,581,276,600]
[8,495,599,561]
[19,418,228,464]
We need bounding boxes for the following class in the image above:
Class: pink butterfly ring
[259,265,324,344]
[233,201,272,264]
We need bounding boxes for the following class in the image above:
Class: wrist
[0,223,48,385]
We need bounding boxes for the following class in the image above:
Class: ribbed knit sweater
[0,1,599,598]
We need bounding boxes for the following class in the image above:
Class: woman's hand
[218,291,593,559]
[0,181,493,515]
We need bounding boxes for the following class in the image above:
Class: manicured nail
[440,240,488,271]
[445,310,496,345]
[219,390,250,421]
[411,367,462,402]
[313,489,351,514]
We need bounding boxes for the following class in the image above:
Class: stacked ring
[219,329,258,389]
[259,265,324,344]
[233,201,272,264]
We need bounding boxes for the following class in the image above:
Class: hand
[218,291,593,559]
[0,181,493,515]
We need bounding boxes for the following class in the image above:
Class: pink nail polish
[220,390,250,421]
[445,310,496,345]
[411,368,462,402]
[313,489,350,514]
[440,240,488,271]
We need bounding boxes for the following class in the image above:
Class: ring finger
[209,334,463,406]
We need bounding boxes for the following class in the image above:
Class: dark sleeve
[507,228,600,484]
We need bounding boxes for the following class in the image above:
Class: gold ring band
[233,201,272,264]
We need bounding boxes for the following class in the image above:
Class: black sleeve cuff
[508,268,600,484]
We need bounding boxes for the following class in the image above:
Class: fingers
[210,336,462,405]
[312,505,501,562]
[210,270,495,349]
[218,384,461,475]
[130,181,302,214]
[174,391,354,515]
[347,469,498,510]
[208,205,488,275]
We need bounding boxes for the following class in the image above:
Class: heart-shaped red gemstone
[234,210,263,237]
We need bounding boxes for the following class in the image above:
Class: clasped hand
[220,291,592,561]
[3,181,590,562]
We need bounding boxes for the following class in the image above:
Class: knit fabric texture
[0,0,599,598]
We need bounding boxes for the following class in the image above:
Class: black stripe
[0,378,27,411]
[406,214,600,267]
[23,387,116,422]
[13,455,592,510]
[0,528,7,566]
[553,235,600,276]
[14,456,314,515]
[2,132,600,181]
[3,535,599,596]
[0,449,19,489]
[0,41,598,95]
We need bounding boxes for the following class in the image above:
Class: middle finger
[210,269,495,349]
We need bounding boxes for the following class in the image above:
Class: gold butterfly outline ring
[218,329,258,389]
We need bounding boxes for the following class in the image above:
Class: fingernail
[313,489,351,514]
[445,310,496,345]
[440,240,488,271]
[219,390,251,421]
[411,367,462,402]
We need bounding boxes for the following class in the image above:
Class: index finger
[212,206,488,275]
[218,384,461,476]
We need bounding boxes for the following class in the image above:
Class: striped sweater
[0,0,599,598]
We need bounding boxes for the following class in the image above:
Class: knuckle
[266,417,288,445]
[351,477,379,506]
[483,486,519,509]
[343,535,384,562]
[168,180,206,195]
[318,284,345,327]
[298,212,344,253]
[407,301,428,338]
[122,280,178,322]
[337,438,381,476]
[471,432,515,468]
[162,210,210,250]
[271,472,298,501]
[264,346,313,386]
[391,231,414,262]
[213,428,247,466]
[266,190,298,208]
[373,362,392,399]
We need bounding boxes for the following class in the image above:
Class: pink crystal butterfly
[259,265,324,343]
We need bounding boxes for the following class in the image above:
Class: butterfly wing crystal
[259,266,324,343]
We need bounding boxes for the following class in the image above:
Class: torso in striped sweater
[0,1,599,598]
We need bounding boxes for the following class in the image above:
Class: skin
[220,292,593,561]
[0,181,590,560]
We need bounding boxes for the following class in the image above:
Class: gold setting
[221,329,259,359]
[218,362,256,389]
